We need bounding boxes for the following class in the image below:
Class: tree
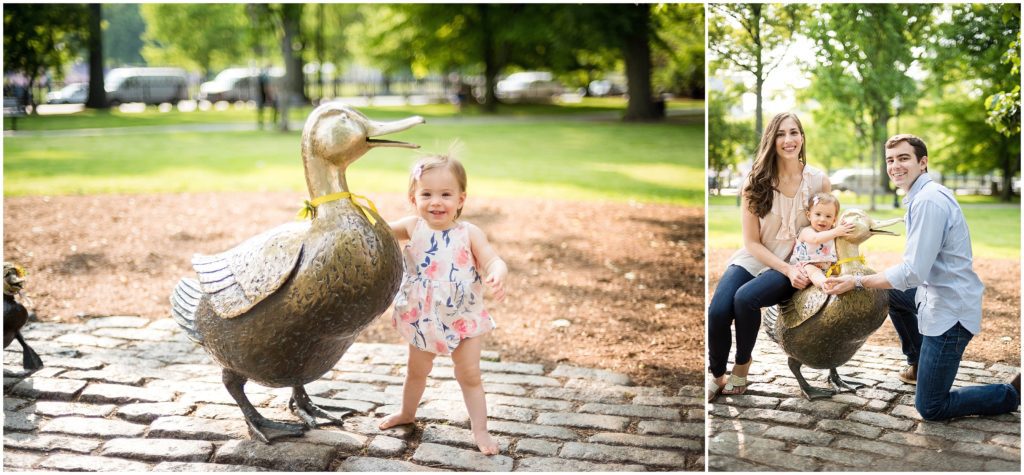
[102,3,145,67]
[709,82,755,197]
[139,3,249,78]
[353,4,561,113]
[982,5,1020,138]
[301,4,361,100]
[709,3,803,137]
[563,4,662,120]
[806,4,935,210]
[242,3,308,131]
[925,89,1020,187]
[268,3,306,130]
[85,4,106,109]
[3,4,90,112]
[652,4,704,98]
[926,3,1020,200]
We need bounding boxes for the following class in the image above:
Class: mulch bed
[3,192,705,389]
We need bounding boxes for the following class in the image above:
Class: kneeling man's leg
[916,323,1020,420]
[887,288,921,367]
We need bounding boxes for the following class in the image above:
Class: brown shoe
[1011,373,1020,395]
[899,364,917,385]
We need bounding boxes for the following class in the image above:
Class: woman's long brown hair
[744,112,807,218]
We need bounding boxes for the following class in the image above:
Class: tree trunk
[316,3,324,102]
[85,4,107,109]
[1000,135,1017,202]
[752,4,764,138]
[870,112,889,212]
[277,4,304,131]
[623,4,656,121]
[479,4,499,113]
[26,73,38,115]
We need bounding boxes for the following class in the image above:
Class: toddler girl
[378,148,508,455]
[790,192,855,289]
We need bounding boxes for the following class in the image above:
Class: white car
[495,71,563,102]
[46,83,88,104]
[199,67,283,103]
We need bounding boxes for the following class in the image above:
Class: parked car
[495,71,563,102]
[830,168,888,195]
[46,83,88,104]
[105,67,189,105]
[588,79,626,97]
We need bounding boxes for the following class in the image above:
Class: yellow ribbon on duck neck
[825,255,865,278]
[296,191,378,225]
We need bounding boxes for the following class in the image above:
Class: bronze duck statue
[4,262,44,373]
[765,209,902,400]
[170,103,424,442]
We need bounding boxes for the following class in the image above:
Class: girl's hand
[786,264,810,290]
[834,221,856,237]
[485,268,505,303]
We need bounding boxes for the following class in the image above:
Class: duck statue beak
[366,115,425,149]
[869,216,904,236]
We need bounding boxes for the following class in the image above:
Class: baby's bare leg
[804,264,828,289]
[379,345,435,430]
[452,336,499,455]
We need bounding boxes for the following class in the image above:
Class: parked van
[105,67,189,105]
[199,67,283,103]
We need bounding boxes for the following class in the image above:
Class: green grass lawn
[4,106,704,206]
[5,97,703,131]
[708,196,1020,259]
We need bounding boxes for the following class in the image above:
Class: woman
[707,112,831,401]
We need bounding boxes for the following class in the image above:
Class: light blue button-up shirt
[883,174,984,336]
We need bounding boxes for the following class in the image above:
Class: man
[825,134,1020,421]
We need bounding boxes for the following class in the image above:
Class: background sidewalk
[708,332,1021,472]
[4,316,701,471]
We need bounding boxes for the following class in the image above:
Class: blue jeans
[916,322,1020,420]
[707,265,796,378]
[888,288,922,366]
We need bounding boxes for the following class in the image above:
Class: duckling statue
[765,209,902,400]
[170,103,424,442]
[4,262,44,374]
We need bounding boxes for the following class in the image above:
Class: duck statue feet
[828,369,864,393]
[788,357,835,400]
[288,386,352,428]
[223,369,306,443]
[14,333,44,374]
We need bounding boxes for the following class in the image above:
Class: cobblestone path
[709,332,1021,472]
[3,317,701,471]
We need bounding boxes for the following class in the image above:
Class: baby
[790,192,855,289]
[379,148,507,455]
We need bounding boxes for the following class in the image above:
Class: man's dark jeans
[916,322,1020,420]
[888,288,922,366]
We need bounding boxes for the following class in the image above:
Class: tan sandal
[721,374,748,396]
[707,375,725,402]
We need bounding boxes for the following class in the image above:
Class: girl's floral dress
[789,227,838,271]
[391,218,495,355]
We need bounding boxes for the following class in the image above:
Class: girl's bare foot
[378,413,416,430]
[473,428,499,455]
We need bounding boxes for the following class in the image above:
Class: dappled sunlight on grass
[589,163,703,191]
[4,118,704,206]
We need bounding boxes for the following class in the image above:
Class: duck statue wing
[190,221,308,320]
[782,287,832,329]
